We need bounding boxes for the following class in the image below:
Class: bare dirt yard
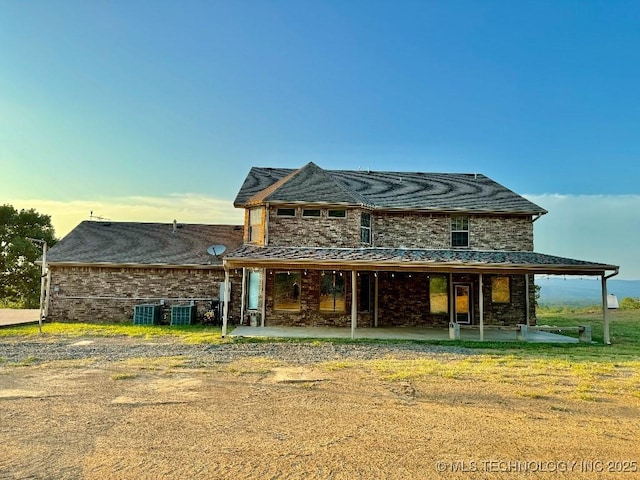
[1,336,639,479]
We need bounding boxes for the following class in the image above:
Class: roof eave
[47,261,224,270]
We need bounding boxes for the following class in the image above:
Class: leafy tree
[0,205,57,308]
[620,297,640,310]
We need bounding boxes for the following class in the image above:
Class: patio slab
[229,325,579,343]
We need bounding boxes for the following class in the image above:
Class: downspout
[602,267,620,345]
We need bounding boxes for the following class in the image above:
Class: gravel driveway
[0,336,475,366]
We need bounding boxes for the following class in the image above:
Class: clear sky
[1,1,638,277]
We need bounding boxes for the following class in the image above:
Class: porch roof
[223,245,619,276]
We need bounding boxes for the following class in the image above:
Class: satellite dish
[207,244,227,256]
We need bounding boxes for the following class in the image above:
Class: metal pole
[38,242,47,334]
[602,274,610,345]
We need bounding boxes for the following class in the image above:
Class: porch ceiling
[223,245,619,276]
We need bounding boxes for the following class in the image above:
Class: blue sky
[1,1,638,277]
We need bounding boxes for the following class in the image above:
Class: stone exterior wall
[372,212,534,251]
[47,265,243,324]
[266,207,363,248]
[260,269,535,327]
[250,207,534,251]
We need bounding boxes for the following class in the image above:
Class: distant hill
[536,277,640,306]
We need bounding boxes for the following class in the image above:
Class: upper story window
[248,208,262,243]
[451,215,469,247]
[328,209,346,218]
[360,212,372,244]
[276,208,296,217]
[302,209,321,217]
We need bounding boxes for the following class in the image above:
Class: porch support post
[260,268,266,327]
[479,273,484,342]
[351,270,357,339]
[240,267,246,325]
[602,274,610,345]
[222,268,230,338]
[449,272,454,325]
[525,274,531,327]
[374,272,379,328]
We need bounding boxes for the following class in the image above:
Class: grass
[0,322,230,344]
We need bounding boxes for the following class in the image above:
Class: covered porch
[222,246,619,344]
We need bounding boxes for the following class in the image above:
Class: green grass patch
[0,322,229,344]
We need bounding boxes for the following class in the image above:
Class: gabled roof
[224,245,618,276]
[47,221,244,267]
[234,162,547,215]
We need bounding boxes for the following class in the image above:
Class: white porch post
[351,270,357,339]
[374,272,379,328]
[222,269,230,338]
[479,273,484,342]
[240,267,246,325]
[602,274,611,345]
[449,272,454,326]
[525,274,531,327]
[260,268,266,327]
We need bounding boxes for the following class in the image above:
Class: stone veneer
[245,207,534,251]
[47,265,243,323]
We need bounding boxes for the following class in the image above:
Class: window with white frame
[247,270,261,310]
[451,215,469,247]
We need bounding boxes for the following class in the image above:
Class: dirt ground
[1,345,639,479]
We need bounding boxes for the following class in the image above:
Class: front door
[454,284,472,324]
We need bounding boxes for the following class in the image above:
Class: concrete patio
[229,325,580,343]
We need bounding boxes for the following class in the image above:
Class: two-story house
[222,162,619,341]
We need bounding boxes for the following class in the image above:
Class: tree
[0,205,57,308]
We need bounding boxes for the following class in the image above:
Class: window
[361,212,372,244]
[247,270,261,310]
[429,275,449,314]
[359,273,371,312]
[451,215,469,247]
[276,208,295,217]
[320,272,346,312]
[274,272,301,311]
[248,208,262,243]
[492,276,510,303]
[302,209,321,217]
[328,209,346,218]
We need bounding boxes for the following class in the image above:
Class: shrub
[619,297,640,310]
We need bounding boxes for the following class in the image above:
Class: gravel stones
[0,337,474,367]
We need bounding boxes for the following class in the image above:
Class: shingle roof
[234,162,547,214]
[224,245,618,274]
[47,221,244,267]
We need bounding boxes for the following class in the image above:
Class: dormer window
[361,212,372,244]
[451,215,469,247]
